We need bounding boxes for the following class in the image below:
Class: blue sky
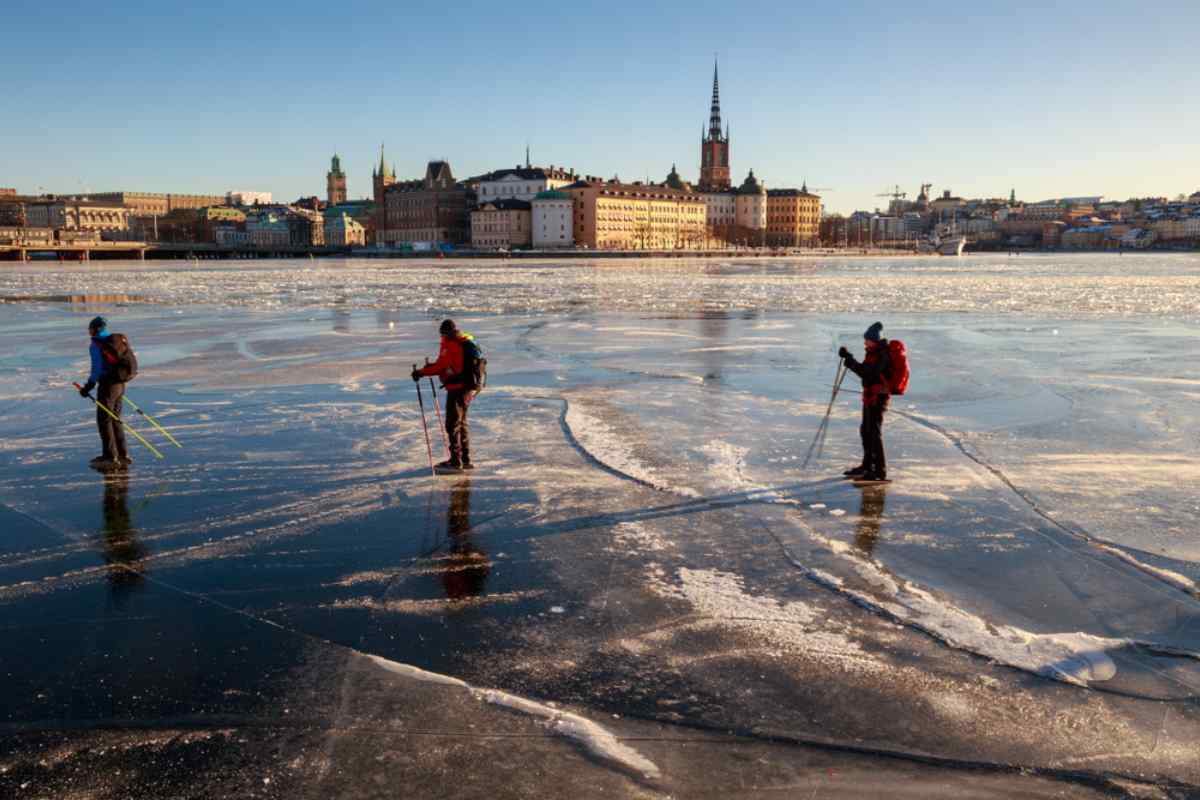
[4,0,1197,213]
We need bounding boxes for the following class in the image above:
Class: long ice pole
[413,366,437,477]
[426,359,450,459]
[123,394,183,448]
[73,383,164,460]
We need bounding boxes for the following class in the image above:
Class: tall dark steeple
[698,58,731,191]
[709,60,722,139]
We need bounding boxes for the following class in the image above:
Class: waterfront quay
[0,242,930,263]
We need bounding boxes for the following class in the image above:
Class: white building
[701,191,735,232]
[531,189,574,248]
[227,191,273,207]
[734,169,767,234]
[476,166,575,205]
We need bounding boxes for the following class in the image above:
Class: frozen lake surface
[1,254,1199,797]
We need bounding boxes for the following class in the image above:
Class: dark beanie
[864,321,883,342]
[439,319,457,335]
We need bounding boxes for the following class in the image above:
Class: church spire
[709,58,722,139]
[377,143,393,180]
[525,143,531,169]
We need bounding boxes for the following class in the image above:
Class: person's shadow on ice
[853,485,888,556]
[100,472,147,607]
[440,479,490,601]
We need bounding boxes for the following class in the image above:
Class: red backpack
[886,340,909,395]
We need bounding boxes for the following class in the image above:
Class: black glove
[80,381,95,397]
[411,368,422,383]
[837,346,851,360]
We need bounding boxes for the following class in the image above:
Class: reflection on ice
[3,254,1200,789]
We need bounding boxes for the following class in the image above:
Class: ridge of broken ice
[364,653,662,780]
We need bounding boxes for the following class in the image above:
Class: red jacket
[418,334,467,391]
[844,341,892,407]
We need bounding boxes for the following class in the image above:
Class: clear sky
[4,0,1198,214]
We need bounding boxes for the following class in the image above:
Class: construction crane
[875,184,907,201]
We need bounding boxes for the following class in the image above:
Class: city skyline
[4,0,1198,214]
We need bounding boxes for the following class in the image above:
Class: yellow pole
[123,394,183,448]
[73,384,164,460]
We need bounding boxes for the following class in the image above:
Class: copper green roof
[534,189,570,200]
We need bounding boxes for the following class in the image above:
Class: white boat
[937,236,966,256]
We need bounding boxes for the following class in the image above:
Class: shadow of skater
[100,471,146,605]
[853,484,888,556]
[440,478,491,601]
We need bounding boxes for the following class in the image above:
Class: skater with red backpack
[838,321,908,483]
[412,319,487,473]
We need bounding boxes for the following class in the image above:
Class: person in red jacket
[413,319,475,471]
[839,321,892,482]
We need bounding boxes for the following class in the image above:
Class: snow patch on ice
[651,568,882,673]
[563,401,700,497]
[327,591,544,614]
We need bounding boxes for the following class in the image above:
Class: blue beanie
[864,321,883,342]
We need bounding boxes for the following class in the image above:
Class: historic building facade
[766,185,822,247]
[562,178,706,250]
[470,199,531,250]
[734,169,767,241]
[23,198,130,233]
[88,191,225,217]
[246,212,290,247]
[698,62,730,192]
[326,154,347,206]
[380,161,473,246]
[476,165,575,204]
[532,190,574,248]
[324,212,365,247]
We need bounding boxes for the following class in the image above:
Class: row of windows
[481,184,541,196]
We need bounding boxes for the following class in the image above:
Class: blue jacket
[88,331,112,384]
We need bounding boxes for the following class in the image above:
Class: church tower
[371,144,397,246]
[326,154,347,205]
[372,143,396,201]
[698,60,731,191]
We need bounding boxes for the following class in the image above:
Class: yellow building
[88,191,226,217]
[563,179,706,250]
[23,199,130,233]
[766,185,822,247]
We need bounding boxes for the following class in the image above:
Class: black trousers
[96,381,128,460]
[444,390,471,463]
[859,402,886,477]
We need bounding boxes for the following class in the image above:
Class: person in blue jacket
[79,316,130,470]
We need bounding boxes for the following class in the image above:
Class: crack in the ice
[891,407,1200,598]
